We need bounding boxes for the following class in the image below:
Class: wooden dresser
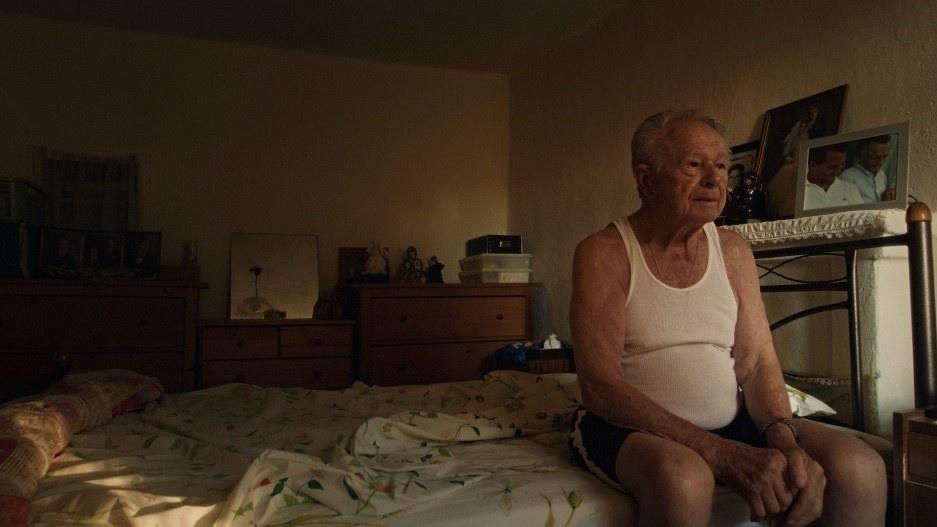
[342,283,538,386]
[895,408,937,526]
[0,273,204,400]
[198,319,354,389]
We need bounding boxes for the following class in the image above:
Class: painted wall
[0,13,510,319]
[509,0,937,340]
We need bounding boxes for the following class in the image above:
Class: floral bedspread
[30,371,640,527]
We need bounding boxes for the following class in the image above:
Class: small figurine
[396,245,426,283]
[426,255,444,283]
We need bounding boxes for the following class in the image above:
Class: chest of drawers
[895,408,937,526]
[343,283,537,386]
[198,319,354,389]
[0,275,203,400]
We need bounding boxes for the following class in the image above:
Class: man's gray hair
[630,110,725,170]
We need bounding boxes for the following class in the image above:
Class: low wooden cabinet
[0,275,204,400]
[895,408,937,526]
[198,319,354,389]
[343,283,538,386]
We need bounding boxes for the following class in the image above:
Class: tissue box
[465,234,524,256]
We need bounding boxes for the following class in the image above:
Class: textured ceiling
[0,0,627,73]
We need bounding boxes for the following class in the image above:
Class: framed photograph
[794,122,909,218]
[229,233,319,319]
[40,227,84,277]
[338,246,369,284]
[728,140,760,194]
[756,85,848,219]
[83,232,124,274]
[123,231,161,279]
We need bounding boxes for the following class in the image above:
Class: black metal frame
[753,203,936,431]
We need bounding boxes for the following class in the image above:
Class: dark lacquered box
[466,234,524,256]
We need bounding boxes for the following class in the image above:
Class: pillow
[787,384,836,417]
[0,369,162,527]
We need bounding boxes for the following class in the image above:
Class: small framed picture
[756,85,848,219]
[794,122,909,218]
[40,228,84,277]
[728,140,760,194]
[83,232,124,274]
[338,246,369,284]
[123,231,161,279]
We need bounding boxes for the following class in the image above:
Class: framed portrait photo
[123,231,162,279]
[40,227,84,278]
[728,140,760,194]
[794,122,909,218]
[756,85,848,219]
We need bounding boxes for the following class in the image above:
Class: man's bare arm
[719,229,826,525]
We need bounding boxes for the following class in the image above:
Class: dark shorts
[568,405,764,487]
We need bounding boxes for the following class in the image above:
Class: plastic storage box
[458,269,532,284]
[459,253,532,272]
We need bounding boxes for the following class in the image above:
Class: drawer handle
[399,315,408,323]
[313,338,322,346]
[236,339,245,349]
[496,313,504,320]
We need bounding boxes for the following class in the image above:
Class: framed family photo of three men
[793,122,909,218]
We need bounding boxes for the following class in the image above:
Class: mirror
[229,232,319,319]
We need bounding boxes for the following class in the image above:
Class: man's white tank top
[612,218,740,429]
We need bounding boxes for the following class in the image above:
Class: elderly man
[803,144,864,211]
[569,111,886,526]
[839,135,893,202]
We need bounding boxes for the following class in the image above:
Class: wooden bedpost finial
[907,202,932,223]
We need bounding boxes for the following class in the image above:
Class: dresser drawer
[369,296,526,343]
[363,341,511,386]
[906,482,937,527]
[0,295,185,350]
[281,325,352,358]
[201,327,278,360]
[202,358,352,389]
[909,430,937,485]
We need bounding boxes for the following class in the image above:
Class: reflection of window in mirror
[39,148,139,230]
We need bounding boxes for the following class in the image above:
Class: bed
[2,369,881,527]
[1,204,933,527]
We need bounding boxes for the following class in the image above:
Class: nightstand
[198,319,354,389]
[894,408,937,526]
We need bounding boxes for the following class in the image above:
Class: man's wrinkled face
[640,120,729,224]
[858,142,890,173]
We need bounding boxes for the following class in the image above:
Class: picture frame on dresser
[794,122,909,218]
[229,232,320,320]
[39,227,83,277]
[123,231,162,279]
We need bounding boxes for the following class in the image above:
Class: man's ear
[634,164,652,200]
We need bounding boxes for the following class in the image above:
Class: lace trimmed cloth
[723,208,907,249]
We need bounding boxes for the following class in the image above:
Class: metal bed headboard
[752,203,936,431]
